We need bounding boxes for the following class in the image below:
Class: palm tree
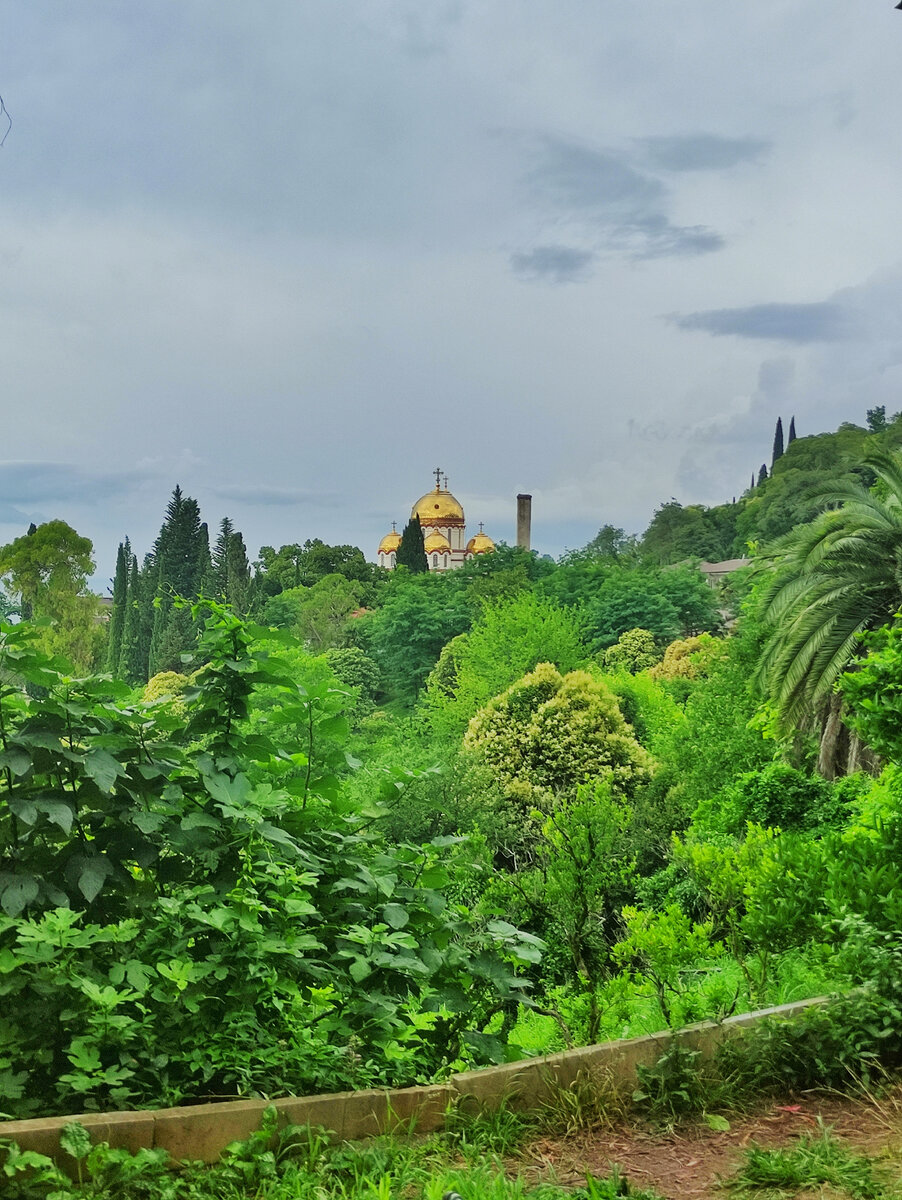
[754,449,902,775]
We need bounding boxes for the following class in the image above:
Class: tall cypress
[106,538,130,673]
[396,514,428,573]
[211,517,236,596]
[226,531,251,614]
[757,462,769,486]
[788,415,797,444]
[118,555,148,683]
[771,417,784,468]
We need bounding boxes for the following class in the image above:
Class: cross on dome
[433,466,443,489]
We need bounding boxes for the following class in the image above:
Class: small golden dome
[378,529,402,554]
[412,472,464,525]
[466,528,496,555]
[424,530,451,553]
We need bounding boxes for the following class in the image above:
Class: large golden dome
[424,530,451,553]
[412,475,464,526]
[378,529,402,554]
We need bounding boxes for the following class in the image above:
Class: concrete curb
[0,996,827,1168]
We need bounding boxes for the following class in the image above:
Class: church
[377,470,496,571]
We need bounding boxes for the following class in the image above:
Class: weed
[577,1168,667,1198]
[632,1043,714,1124]
[443,1096,537,1157]
[537,1068,631,1135]
[724,1120,901,1199]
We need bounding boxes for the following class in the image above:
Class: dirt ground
[512,1093,902,1199]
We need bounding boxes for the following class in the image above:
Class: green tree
[427,591,586,737]
[360,574,472,704]
[772,416,784,469]
[755,448,902,771]
[464,663,652,810]
[0,520,101,670]
[603,628,659,674]
[106,538,130,673]
[396,515,428,573]
[147,487,210,676]
[117,554,147,683]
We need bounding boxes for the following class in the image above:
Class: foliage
[359,575,473,705]
[583,567,721,652]
[464,664,652,811]
[613,905,722,1025]
[841,612,902,762]
[0,520,102,670]
[0,607,543,1118]
[602,628,659,675]
[691,762,850,838]
[264,576,368,650]
[396,516,428,574]
[640,500,738,566]
[648,633,721,682]
[727,1122,898,1199]
[427,593,587,738]
[324,647,381,718]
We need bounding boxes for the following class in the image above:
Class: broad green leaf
[382,904,410,930]
[83,749,125,794]
[60,1122,93,1161]
[0,748,32,777]
[37,800,74,834]
[0,875,39,917]
[704,1113,731,1131]
[77,859,109,903]
[8,797,38,825]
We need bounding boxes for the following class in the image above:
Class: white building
[377,470,496,572]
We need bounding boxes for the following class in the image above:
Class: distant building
[698,558,751,587]
[377,469,496,572]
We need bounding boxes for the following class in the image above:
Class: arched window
[390,553,396,567]
[433,554,438,568]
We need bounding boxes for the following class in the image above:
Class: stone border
[1,997,826,1168]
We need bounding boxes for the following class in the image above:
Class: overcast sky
[2,1,901,585]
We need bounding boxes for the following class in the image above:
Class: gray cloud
[522,135,723,261]
[510,244,595,283]
[211,484,334,507]
[0,462,149,504]
[638,134,770,172]
[668,301,852,343]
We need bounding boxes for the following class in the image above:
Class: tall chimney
[516,494,532,551]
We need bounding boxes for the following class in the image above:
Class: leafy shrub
[0,607,543,1118]
[464,664,652,809]
[602,629,659,675]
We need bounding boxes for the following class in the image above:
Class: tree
[772,417,784,469]
[867,405,887,434]
[0,520,101,670]
[757,463,769,486]
[788,416,797,445]
[106,538,130,673]
[755,448,902,772]
[118,554,148,683]
[426,591,586,737]
[464,663,652,808]
[147,487,210,676]
[603,628,659,674]
[396,514,428,573]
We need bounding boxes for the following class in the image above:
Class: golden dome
[412,472,465,526]
[378,529,402,554]
[466,528,496,555]
[424,530,451,553]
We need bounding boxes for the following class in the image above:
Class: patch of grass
[537,1067,631,1136]
[443,1096,538,1158]
[724,1120,901,1199]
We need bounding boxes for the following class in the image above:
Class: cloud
[510,244,595,283]
[519,135,724,262]
[638,134,770,172]
[668,301,852,343]
[211,484,335,507]
[0,462,150,504]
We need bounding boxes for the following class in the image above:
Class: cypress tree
[226,531,251,614]
[211,517,236,596]
[772,417,784,468]
[788,415,797,444]
[757,462,769,486]
[106,538,130,673]
[750,472,756,491]
[118,555,148,683]
[396,514,428,573]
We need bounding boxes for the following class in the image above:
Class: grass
[723,1119,902,1199]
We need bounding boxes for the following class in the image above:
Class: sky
[2,1,901,586]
